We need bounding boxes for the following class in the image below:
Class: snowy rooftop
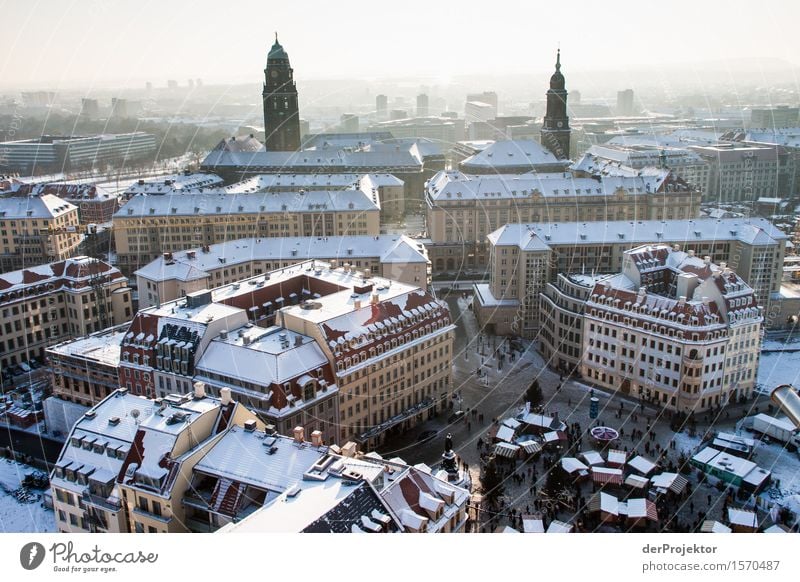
[142,301,243,332]
[46,326,126,366]
[0,193,76,219]
[195,326,329,388]
[201,144,425,170]
[0,256,124,297]
[135,235,428,283]
[123,173,224,195]
[427,169,669,203]
[116,188,379,218]
[487,217,787,250]
[193,430,327,494]
[223,173,361,193]
[459,140,566,170]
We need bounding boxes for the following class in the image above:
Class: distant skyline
[1,0,799,91]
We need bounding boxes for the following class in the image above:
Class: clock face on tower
[271,70,278,78]
[557,121,563,128]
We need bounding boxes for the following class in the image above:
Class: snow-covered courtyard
[0,458,56,533]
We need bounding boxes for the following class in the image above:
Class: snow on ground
[0,459,55,533]
[757,350,800,394]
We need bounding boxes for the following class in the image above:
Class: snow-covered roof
[194,429,327,493]
[701,520,732,533]
[427,168,668,204]
[546,520,573,533]
[495,424,516,443]
[487,217,787,251]
[0,256,124,297]
[580,450,604,466]
[459,140,566,171]
[522,516,545,533]
[116,188,379,218]
[0,193,76,219]
[561,457,588,474]
[123,173,224,195]
[135,235,428,283]
[195,326,329,389]
[727,508,758,528]
[627,455,657,476]
[201,144,425,171]
[46,326,126,367]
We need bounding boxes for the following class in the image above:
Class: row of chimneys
[353,292,380,310]
[292,426,323,447]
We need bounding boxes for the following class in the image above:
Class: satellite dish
[131,409,141,424]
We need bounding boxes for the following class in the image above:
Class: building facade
[0,133,156,174]
[0,194,82,270]
[581,245,762,411]
[689,144,778,203]
[119,260,455,448]
[0,256,132,369]
[426,169,700,272]
[113,189,381,273]
[474,218,787,336]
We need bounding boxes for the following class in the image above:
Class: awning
[495,442,520,458]
[519,440,542,455]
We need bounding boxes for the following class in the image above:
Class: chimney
[678,295,686,306]
[703,255,711,265]
[719,261,727,271]
[673,244,680,252]
[293,426,305,443]
[294,335,303,347]
[701,296,710,306]
[310,430,323,447]
[371,292,379,305]
[354,299,362,310]
[193,381,206,399]
[220,387,232,405]
[687,249,695,257]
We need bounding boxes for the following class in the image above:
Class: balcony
[82,491,122,513]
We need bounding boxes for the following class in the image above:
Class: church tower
[540,49,570,160]
[262,34,301,151]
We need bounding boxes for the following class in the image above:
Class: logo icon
[20,542,46,570]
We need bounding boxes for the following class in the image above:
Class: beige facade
[425,170,701,272]
[0,257,132,370]
[113,190,381,274]
[0,194,82,271]
[539,274,598,375]
[580,245,762,412]
[475,218,787,337]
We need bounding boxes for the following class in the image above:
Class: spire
[555,48,561,72]
[275,31,278,44]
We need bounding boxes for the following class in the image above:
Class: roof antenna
[275,31,278,43]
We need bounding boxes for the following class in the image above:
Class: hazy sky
[1,0,799,90]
